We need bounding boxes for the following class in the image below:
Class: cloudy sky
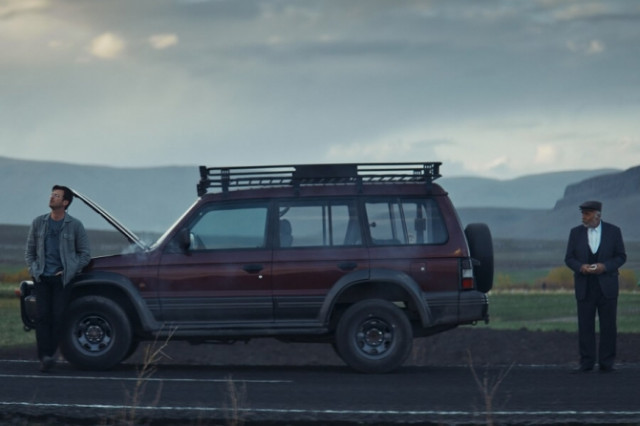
[1,0,639,179]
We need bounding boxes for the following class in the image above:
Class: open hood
[71,189,149,251]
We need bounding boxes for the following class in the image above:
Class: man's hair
[52,185,73,210]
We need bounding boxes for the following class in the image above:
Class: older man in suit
[565,201,626,373]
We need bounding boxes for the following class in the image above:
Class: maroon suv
[19,163,493,373]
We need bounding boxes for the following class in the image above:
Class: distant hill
[439,169,618,209]
[0,224,133,266]
[0,156,195,233]
[1,156,637,240]
[457,166,640,241]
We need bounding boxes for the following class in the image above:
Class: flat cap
[579,200,602,211]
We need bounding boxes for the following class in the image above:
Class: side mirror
[178,228,191,253]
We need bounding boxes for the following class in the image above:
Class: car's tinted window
[365,198,447,245]
[189,204,268,250]
[278,200,361,248]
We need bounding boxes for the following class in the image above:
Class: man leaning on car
[25,185,91,372]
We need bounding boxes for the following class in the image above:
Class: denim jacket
[25,213,91,286]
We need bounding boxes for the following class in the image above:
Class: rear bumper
[424,290,489,328]
[459,291,489,324]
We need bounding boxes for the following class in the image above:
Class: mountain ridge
[439,168,619,209]
[1,156,637,240]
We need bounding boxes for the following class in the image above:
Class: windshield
[148,199,200,250]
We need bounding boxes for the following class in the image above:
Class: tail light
[461,260,475,290]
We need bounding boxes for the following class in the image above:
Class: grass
[495,268,550,283]
[486,291,640,333]
[467,349,514,426]
[0,297,35,347]
[0,282,23,298]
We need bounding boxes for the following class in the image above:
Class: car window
[189,204,268,250]
[278,200,361,248]
[365,198,447,245]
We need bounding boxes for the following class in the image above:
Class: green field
[0,297,35,347]
[486,291,640,333]
[2,282,639,349]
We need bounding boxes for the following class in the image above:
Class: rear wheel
[60,295,132,370]
[465,223,494,293]
[335,299,412,373]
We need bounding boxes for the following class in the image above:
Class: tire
[335,299,413,373]
[121,339,140,362]
[465,223,494,293]
[60,295,132,370]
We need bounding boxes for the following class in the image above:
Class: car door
[272,198,369,322]
[365,197,460,324]
[157,201,273,324]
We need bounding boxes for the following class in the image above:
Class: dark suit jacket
[565,221,626,300]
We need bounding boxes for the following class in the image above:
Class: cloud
[149,33,178,50]
[1,0,639,180]
[325,134,448,164]
[567,39,605,55]
[327,139,417,162]
[586,40,605,54]
[0,0,48,19]
[470,156,510,176]
[552,3,608,21]
[89,32,125,59]
[535,144,558,165]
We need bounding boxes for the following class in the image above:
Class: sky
[1,0,640,179]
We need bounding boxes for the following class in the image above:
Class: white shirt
[588,223,601,254]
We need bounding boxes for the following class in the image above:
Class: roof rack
[197,162,442,196]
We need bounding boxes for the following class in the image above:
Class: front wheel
[335,299,413,373]
[60,295,132,370]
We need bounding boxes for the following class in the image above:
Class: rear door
[272,198,368,322]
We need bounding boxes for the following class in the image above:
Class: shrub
[620,269,638,291]
[0,268,30,285]
[537,267,573,291]
[538,267,638,292]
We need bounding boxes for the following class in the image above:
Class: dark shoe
[599,365,616,373]
[571,365,593,374]
[39,356,55,373]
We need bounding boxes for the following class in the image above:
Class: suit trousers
[35,276,65,360]
[576,278,617,369]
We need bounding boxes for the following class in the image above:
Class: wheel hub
[357,318,393,356]
[76,316,113,353]
[85,325,105,343]
[364,325,384,346]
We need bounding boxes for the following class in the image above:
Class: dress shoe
[39,356,55,373]
[599,365,616,373]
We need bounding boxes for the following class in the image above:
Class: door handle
[338,261,357,271]
[242,264,263,274]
